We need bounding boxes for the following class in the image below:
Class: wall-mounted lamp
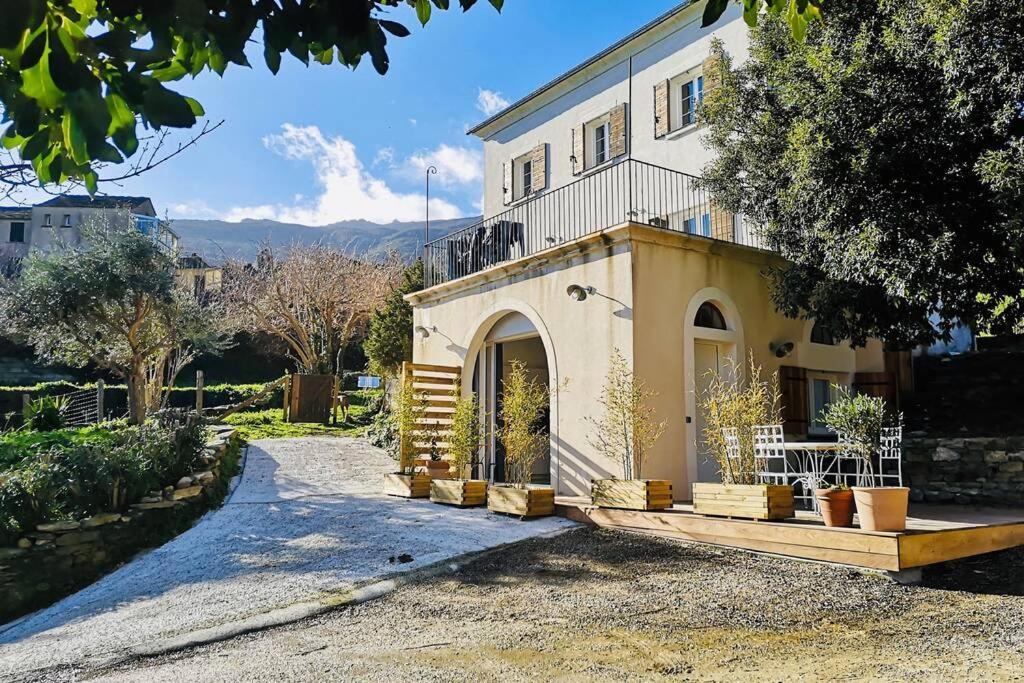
[769,341,795,358]
[414,325,434,339]
[566,284,595,302]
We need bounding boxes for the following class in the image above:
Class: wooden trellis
[402,362,461,476]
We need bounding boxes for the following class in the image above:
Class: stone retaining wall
[904,435,1024,506]
[0,427,241,624]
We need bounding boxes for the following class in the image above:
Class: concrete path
[0,437,575,680]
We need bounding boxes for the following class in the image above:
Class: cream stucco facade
[409,224,887,498]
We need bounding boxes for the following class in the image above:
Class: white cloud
[404,144,483,189]
[373,146,395,167]
[224,124,463,225]
[476,88,510,117]
[168,199,219,219]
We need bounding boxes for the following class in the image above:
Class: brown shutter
[778,365,808,436]
[502,160,512,205]
[710,201,734,242]
[654,80,669,138]
[702,54,722,94]
[530,143,547,191]
[852,372,898,410]
[609,103,627,158]
[571,124,584,175]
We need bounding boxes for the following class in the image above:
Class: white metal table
[784,441,842,510]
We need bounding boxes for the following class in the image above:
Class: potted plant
[487,360,554,518]
[382,374,431,498]
[814,484,854,527]
[587,350,671,510]
[430,384,487,507]
[823,389,907,531]
[415,422,451,480]
[693,356,795,520]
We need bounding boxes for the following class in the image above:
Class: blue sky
[83,1,682,224]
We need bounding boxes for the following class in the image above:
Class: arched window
[694,302,727,330]
[810,321,838,345]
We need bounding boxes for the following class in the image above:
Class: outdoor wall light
[414,325,434,339]
[566,284,595,302]
[769,341,795,358]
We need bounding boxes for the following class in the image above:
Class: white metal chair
[751,425,790,486]
[834,431,869,487]
[878,425,903,487]
[721,427,746,482]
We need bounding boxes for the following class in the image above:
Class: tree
[222,243,402,376]
[0,212,232,423]
[0,0,503,194]
[699,1,1024,347]
[701,0,822,40]
[364,259,423,377]
[585,349,665,480]
[497,360,548,488]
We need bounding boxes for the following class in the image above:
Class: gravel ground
[0,437,574,681]
[84,526,1024,682]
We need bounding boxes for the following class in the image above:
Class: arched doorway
[683,289,744,486]
[471,312,552,486]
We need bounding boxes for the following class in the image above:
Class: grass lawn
[0,423,118,471]
[222,390,381,442]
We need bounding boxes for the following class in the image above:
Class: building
[406,2,895,498]
[0,207,31,263]
[27,195,178,254]
[176,253,223,298]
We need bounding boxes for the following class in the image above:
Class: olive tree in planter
[382,374,430,498]
[823,389,907,531]
[430,383,487,507]
[587,350,670,510]
[487,360,554,518]
[694,357,795,520]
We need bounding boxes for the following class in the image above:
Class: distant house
[176,253,222,297]
[29,195,178,253]
[0,207,31,262]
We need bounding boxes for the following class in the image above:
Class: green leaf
[20,129,50,160]
[416,0,432,26]
[19,29,46,69]
[379,20,410,38]
[488,0,503,10]
[105,92,135,136]
[92,141,122,163]
[141,82,197,128]
[21,41,63,110]
[743,0,760,26]
[431,0,450,9]
[83,169,98,195]
[702,0,729,28]
[263,42,281,74]
[184,96,204,117]
[112,124,138,157]
[62,111,88,164]
[2,124,25,150]
[315,47,333,65]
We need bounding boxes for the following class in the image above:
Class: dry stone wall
[0,426,241,624]
[904,435,1024,506]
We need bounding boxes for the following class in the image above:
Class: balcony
[423,159,766,288]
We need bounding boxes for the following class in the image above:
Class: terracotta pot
[814,488,855,528]
[852,487,910,532]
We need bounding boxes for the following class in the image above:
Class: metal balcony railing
[423,158,765,288]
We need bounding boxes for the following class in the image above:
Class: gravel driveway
[93,527,1024,682]
[0,437,574,681]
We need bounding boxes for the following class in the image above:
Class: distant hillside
[170,216,481,262]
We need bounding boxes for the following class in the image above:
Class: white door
[693,341,722,483]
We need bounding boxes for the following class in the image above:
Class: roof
[178,253,211,269]
[37,195,156,215]
[467,1,696,137]
[0,206,31,219]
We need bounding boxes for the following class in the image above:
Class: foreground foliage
[701,0,1024,345]
[498,360,548,488]
[0,413,206,544]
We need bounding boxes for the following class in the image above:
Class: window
[42,213,52,227]
[61,214,72,227]
[512,153,534,201]
[808,375,842,434]
[810,321,839,345]
[584,115,611,169]
[682,212,711,237]
[670,69,704,132]
[694,302,727,330]
[8,222,24,243]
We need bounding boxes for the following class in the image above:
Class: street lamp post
[425,165,438,246]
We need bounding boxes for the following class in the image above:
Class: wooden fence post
[196,370,204,412]
[282,374,291,422]
[331,375,340,426]
[96,379,105,421]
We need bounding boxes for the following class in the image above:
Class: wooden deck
[555,497,1024,573]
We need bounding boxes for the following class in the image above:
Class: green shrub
[23,395,70,431]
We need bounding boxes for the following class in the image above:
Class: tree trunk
[126,361,148,425]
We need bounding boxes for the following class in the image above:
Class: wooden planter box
[430,479,487,507]
[591,479,673,511]
[692,483,795,521]
[487,485,555,518]
[383,473,431,499]
[414,458,451,480]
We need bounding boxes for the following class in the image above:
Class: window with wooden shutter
[502,160,512,205]
[530,143,547,191]
[709,200,734,242]
[778,365,808,436]
[571,124,584,175]
[654,80,669,138]
[609,103,627,158]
